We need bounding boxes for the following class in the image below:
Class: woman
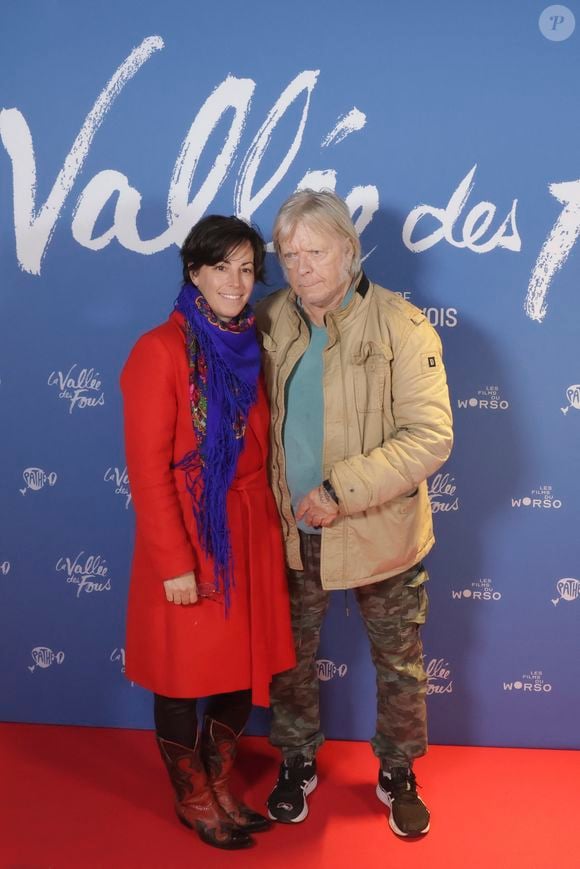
[121,216,295,851]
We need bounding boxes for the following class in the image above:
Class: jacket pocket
[352,344,388,412]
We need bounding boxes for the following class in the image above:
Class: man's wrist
[322,478,339,504]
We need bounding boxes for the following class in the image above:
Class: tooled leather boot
[156,734,254,849]
[202,716,271,833]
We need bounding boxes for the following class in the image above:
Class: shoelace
[279,758,313,789]
[385,768,419,800]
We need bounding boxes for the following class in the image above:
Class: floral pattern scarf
[173,284,261,608]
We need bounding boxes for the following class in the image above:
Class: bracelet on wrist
[322,478,339,504]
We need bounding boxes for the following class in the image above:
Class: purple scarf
[174,284,260,608]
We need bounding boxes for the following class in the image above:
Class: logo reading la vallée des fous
[28,646,65,673]
[20,467,57,495]
[511,485,563,509]
[551,577,580,606]
[111,648,136,685]
[561,384,580,415]
[47,364,105,414]
[55,551,112,598]
[316,660,347,681]
[428,472,459,513]
[456,385,509,410]
[104,466,132,509]
[503,670,552,693]
[451,577,501,601]
[425,657,453,695]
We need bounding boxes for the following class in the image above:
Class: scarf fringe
[173,285,260,610]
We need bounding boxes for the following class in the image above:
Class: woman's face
[189,242,255,321]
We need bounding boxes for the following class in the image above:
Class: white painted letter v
[0,35,164,275]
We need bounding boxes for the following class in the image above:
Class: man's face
[279,222,354,312]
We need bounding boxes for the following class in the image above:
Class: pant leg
[153,693,198,748]
[355,564,429,769]
[205,690,252,735]
[269,533,330,760]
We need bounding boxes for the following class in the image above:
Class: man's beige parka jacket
[255,274,453,590]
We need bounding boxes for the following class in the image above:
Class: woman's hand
[163,572,198,605]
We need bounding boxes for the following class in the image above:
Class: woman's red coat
[121,312,295,706]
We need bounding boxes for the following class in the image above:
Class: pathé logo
[48,365,105,414]
[28,646,65,673]
[316,659,348,681]
[561,385,580,415]
[428,473,459,513]
[551,577,580,606]
[55,551,112,598]
[104,466,132,509]
[20,467,57,495]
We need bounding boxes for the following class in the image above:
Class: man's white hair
[273,189,361,279]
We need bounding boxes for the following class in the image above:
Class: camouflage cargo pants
[270,532,429,768]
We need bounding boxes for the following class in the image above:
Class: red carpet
[0,723,576,869]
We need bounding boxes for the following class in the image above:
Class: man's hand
[296,485,340,528]
[163,572,198,605]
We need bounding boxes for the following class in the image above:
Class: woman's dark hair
[180,215,266,284]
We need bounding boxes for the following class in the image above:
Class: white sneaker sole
[376,783,430,837]
[268,774,318,824]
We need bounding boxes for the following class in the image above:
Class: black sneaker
[376,766,430,837]
[266,756,318,823]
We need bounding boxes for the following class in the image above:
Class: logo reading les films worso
[48,365,105,414]
[456,385,509,411]
[503,670,552,693]
[512,485,563,510]
[451,577,501,602]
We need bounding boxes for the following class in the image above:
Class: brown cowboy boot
[202,716,271,833]
[156,734,254,849]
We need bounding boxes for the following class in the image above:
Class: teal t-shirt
[283,288,353,534]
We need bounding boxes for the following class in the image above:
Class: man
[255,190,453,838]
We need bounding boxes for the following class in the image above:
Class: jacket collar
[286,271,369,322]
[355,272,370,298]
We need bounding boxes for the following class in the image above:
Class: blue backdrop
[1,1,579,749]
